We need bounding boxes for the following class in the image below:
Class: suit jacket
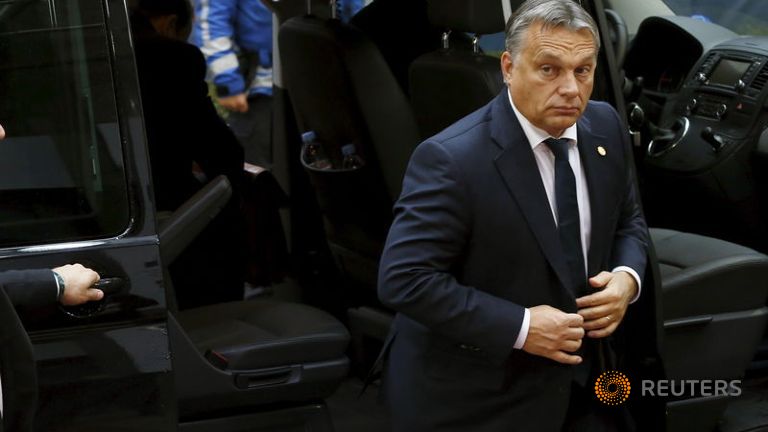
[0,270,55,432]
[131,19,244,212]
[378,91,651,431]
[0,269,58,310]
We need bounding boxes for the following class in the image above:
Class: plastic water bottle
[301,131,332,170]
[341,143,364,170]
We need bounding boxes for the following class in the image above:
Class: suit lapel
[490,92,572,292]
[576,112,610,277]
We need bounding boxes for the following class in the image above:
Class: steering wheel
[604,9,628,69]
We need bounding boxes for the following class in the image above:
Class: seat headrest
[427,0,524,34]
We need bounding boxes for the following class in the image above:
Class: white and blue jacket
[191,0,274,98]
[191,0,364,99]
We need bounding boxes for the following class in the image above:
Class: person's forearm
[0,269,58,307]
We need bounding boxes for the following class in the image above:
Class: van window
[663,0,768,36]
[0,0,130,247]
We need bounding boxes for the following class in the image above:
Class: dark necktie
[544,138,593,385]
[543,138,586,296]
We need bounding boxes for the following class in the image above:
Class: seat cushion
[177,300,349,370]
[652,228,760,276]
[651,228,768,318]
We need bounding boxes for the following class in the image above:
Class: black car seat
[159,176,350,429]
[278,9,430,371]
[651,228,768,432]
[278,13,420,326]
[349,0,473,97]
[408,0,505,139]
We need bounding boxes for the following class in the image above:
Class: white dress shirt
[507,91,641,350]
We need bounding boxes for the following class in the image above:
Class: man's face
[501,22,596,137]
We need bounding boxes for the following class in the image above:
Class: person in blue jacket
[191,0,363,168]
[131,0,247,309]
[191,0,274,168]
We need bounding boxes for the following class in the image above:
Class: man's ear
[500,51,514,83]
[167,15,179,35]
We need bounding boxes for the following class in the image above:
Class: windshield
[663,0,768,35]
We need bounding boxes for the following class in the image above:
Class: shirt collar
[507,89,578,151]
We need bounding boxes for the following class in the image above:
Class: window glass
[605,0,673,37]
[478,32,506,58]
[662,0,768,36]
[0,0,130,247]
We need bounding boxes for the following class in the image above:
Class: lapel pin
[597,146,607,157]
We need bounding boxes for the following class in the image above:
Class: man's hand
[576,271,637,339]
[52,264,103,306]
[218,93,249,113]
[522,305,585,365]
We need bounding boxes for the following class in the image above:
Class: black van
[0,0,350,430]
[0,0,176,429]
[2,0,768,431]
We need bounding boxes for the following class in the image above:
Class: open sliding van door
[0,0,176,430]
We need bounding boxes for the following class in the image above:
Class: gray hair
[504,0,601,59]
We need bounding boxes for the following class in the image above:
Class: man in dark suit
[130,0,247,309]
[0,263,102,432]
[377,0,651,430]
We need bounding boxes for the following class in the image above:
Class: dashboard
[625,15,768,253]
[679,45,768,138]
[624,15,768,170]
[625,16,739,94]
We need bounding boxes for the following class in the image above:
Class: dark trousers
[228,95,273,168]
[562,382,635,432]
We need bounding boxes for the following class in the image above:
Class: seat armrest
[158,175,232,265]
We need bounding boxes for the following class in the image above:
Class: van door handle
[59,277,127,318]
[94,277,126,296]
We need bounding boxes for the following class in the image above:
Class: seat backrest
[279,15,420,203]
[409,0,512,139]
[279,16,422,282]
[410,50,503,139]
[349,0,459,96]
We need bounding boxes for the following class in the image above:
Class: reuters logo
[594,371,631,405]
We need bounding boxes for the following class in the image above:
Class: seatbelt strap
[501,0,512,25]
